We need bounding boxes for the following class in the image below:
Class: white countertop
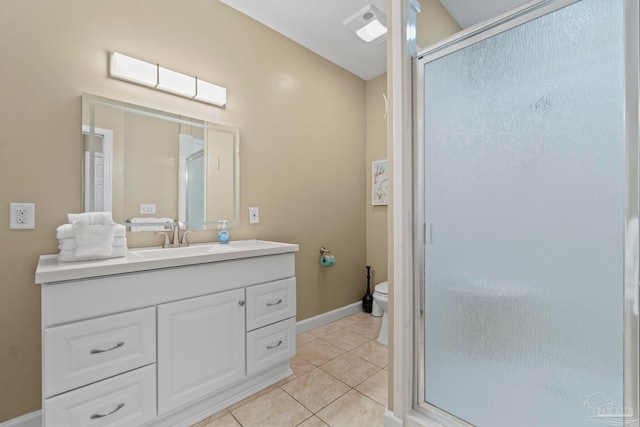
[36,240,299,284]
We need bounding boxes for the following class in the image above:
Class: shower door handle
[425,222,433,245]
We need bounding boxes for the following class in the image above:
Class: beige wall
[417,0,462,50]
[366,73,389,286]
[0,0,367,421]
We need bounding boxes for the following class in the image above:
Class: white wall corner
[385,408,404,427]
[0,411,41,427]
[390,0,416,422]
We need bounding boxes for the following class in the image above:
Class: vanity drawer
[44,307,156,397]
[44,364,156,427]
[247,317,296,375]
[246,278,296,331]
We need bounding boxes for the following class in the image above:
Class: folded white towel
[74,223,116,257]
[56,223,126,240]
[67,211,113,225]
[130,217,174,232]
[58,237,127,251]
[57,246,128,263]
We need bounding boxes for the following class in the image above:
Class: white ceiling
[219,0,528,81]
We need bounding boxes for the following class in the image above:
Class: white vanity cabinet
[36,240,298,427]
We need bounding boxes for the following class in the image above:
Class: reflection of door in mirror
[205,127,236,225]
[179,134,206,230]
[82,126,113,212]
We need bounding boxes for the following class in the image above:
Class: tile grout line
[279,369,376,427]
[194,312,386,427]
[277,352,386,425]
[290,317,386,426]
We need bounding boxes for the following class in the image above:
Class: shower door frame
[412,0,640,425]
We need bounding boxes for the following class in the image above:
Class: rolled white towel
[57,246,128,263]
[58,236,127,251]
[67,211,113,225]
[57,223,126,240]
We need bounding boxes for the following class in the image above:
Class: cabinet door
[157,289,245,414]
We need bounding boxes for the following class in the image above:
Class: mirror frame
[82,93,240,229]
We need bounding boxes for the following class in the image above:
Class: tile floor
[192,312,388,427]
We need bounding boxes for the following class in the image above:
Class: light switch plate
[9,203,35,229]
[249,207,260,224]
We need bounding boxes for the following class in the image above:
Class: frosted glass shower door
[186,152,205,227]
[421,1,627,426]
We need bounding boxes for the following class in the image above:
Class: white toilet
[372,281,389,346]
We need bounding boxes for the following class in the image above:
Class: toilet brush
[362,265,373,313]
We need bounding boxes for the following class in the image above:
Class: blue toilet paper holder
[320,247,336,267]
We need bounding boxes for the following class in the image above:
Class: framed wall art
[372,159,388,206]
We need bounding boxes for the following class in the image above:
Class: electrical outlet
[140,203,156,214]
[249,207,260,224]
[9,203,35,229]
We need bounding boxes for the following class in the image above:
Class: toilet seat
[374,281,388,296]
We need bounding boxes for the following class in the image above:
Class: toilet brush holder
[362,265,373,313]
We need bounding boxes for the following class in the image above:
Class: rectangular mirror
[82,93,239,230]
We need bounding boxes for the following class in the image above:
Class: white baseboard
[296,301,362,334]
[0,410,41,427]
[385,408,404,427]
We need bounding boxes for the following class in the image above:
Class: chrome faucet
[181,230,194,246]
[156,221,191,248]
[156,230,171,248]
[172,222,182,247]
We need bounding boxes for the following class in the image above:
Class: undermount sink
[129,243,241,260]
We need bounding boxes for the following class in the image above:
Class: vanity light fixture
[344,5,387,43]
[108,52,227,107]
[157,66,196,98]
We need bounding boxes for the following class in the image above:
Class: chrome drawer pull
[266,299,283,307]
[267,340,283,349]
[90,402,125,419]
[90,341,124,354]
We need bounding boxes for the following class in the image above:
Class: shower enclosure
[414,0,639,426]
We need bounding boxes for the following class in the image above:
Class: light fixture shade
[344,5,387,44]
[356,19,387,42]
[109,52,157,87]
[195,79,227,107]
[108,52,227,107]
[158,66,196,97]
